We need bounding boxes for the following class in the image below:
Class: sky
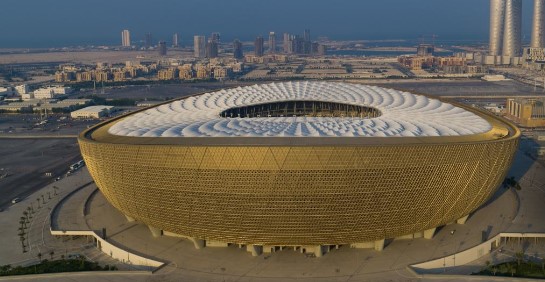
[0,0,537,48]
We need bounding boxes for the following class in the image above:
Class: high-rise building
[254,36,264,57]
[233,39,243,59]
[121,30,131,47]
[502,0,522,57]
[158,41,167,56]
[268,32,276,54]
[206,39,219,58]
[417,44,435,56]
[293,35,305,54]
[489,0,505,56]
[531,0,545,48]
[283,33,291,53]
[172,33,179,48]
[194,35,206,58]
[145,33,153,48]
[304,29,311,42]
[211,32,221,43]
[317,44,327,56]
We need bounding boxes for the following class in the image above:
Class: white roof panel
[108,82,492,138]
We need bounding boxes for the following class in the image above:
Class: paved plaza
[0,151,544,281]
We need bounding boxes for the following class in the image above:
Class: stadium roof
[108,82,492,138]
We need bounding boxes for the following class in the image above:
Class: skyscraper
[211,32,221,43]
[268,32,276,54]
[304,29,311,42]
[194,35,206,58]
[145,33,153,48]
[283,33,291,53]
[502,0,522,57]
[489,0,505,56]
[158,41,167,56]
[172,33,179,48]
[317,44,327,56]
[121,30,131,47]
[206,39,219,58]
[531,0,545,48]
[293,35,305,54]
[233,39,243,59]
[255,36,264,57]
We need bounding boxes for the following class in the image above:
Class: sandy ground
[0,50,194,65]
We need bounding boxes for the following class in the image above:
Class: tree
[27,206,33,216]
[49,251,54,260]
[508,263,516,277]
[37,253,42,262]
[515,251,524,266]
[18,227,25,237]
[36,198,40,208]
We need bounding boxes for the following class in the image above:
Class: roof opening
[220,100,381,118]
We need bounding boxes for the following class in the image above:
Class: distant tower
[158,41,167,56]
[233,39,244,59]
[304,29,311,42]
[206,39,219,58]
[211,32,221,43]
[194,35,206,58]
[268,32,276,54]
[531,0,545,48]
[502,0,522,57]
[121,30,131,47]
[145,33,153,48]
[172,33,179,48]
[317,44,327,56]
[283,33,290,53]
[489,0,505,56]
[254,36,264,57]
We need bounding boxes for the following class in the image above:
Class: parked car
[11,198,20,204]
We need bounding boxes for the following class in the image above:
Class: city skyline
[0,0,540,48]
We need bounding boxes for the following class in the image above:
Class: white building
[71,106,115,119]
[22,93,35,100]
[33,86,73,99]
[15,84,30,95]
[122,29,131,47]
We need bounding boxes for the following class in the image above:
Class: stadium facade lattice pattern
[79,82,520,246]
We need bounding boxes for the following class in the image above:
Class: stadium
[78,81,519,254]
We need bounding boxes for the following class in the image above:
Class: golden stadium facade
[78,82,519,251]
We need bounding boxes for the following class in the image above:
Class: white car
[11,198,20,204]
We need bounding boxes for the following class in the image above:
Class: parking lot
[0,138,82,209]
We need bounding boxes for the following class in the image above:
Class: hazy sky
[0,0,537,48]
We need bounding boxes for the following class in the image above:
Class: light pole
[451,229,456,267]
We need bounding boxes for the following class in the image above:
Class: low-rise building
[506,97,545,127]
[15,84,30,95]
[0,105,32,112]
[71,105,115,119]
[213,67,233,79]
[34,86,73,99]
[158,68,179,80]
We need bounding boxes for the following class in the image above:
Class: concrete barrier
[49,183,165,271]
[50,229,164,269]
[410,232,545,274]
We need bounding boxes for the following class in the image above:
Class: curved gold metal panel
[79,137,518,246]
